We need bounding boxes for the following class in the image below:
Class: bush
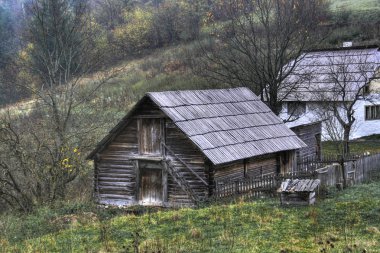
[114,8,155,54]
[113,2,201,56]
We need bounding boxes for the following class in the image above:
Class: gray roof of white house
[283,46,380,101]
[88,88,306,165]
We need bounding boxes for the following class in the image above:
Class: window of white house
[287,102,306,117]
[365,105,380,120]
[363,84,370,95]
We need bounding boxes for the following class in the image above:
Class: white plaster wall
[281,99,380,140]
[351,99,380,139]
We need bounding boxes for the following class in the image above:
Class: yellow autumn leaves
[60,147,81,172]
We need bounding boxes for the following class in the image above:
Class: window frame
[365,105,380,120]
[287,101,306,117]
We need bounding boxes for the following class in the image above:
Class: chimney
[343,41,353,48]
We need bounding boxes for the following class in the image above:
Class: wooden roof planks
[88,87,306,165]
[279,179,321,193]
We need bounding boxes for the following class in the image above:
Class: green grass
[323,135,380,156]
[330,0,380,12]
[1,181,380,252]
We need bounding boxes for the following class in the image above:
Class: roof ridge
[157,99,261,108]
[147,87,250,95]
[305,45,379,53]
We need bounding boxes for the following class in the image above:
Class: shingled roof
[283,46,380,101]
[88,87,306,165]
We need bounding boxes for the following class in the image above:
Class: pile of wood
[278,179,320,205]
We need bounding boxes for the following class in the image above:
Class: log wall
[94,98,209,206]
[165,120,208,205]
[94,98,164,206]
[96,119,139,206]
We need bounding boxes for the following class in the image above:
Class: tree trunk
[341,125,351,189]
[343,125,350,156]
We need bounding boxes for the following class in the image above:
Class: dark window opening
[287,102,306,117]
[363,85,370,95]
[365,105,380,120]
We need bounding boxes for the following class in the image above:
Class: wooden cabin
[87,88,306,207]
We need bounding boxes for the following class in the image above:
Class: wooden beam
[133,160,140,203]
[162,143,208,186]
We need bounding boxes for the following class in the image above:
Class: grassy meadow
[1,1,380,252]
[330,0,380,12]
[323,135,380,156]
[1,181,380,252]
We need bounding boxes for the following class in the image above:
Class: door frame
[137,118,163,155]
[133,159,168,206]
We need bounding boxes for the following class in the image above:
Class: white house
[280,45,380,140]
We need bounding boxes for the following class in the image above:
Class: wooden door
[138,118,162,155]
[139,164,163,204]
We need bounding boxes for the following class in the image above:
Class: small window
[363,85,370,95]
[365,105,380,120]
[287,102,306,117]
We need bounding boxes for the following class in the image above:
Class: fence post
[235,181,239,194]
[338,155,347,189]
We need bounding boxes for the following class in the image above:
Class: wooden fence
[214,171,317,198]
[317,153,380,188]
[296,153,363,172]
[350,153,380,183]
[214,152,380,200]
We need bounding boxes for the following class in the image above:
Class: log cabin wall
[165,120,208,205]
[95,119,139,206]
[95,97,164,206]
[290,122,322,159]
[94,97,209,206]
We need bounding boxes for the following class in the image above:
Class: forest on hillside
[0,0,380,213]
[0,0,379,106]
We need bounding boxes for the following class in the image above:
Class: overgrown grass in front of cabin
[1,180,380,252]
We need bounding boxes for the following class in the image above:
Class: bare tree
[314,49,379,155]
[0,0,120,211]
[195,0,329,115]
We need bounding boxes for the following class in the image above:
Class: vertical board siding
[246,154,278,177]
[291,122,322,159]
[165,120,208,205]
[96,119,139,206]
[138,118,161,155]
[140,168,163,204]
[307,153,380,188]
[214,154,279,182]
[214,161,245,182]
